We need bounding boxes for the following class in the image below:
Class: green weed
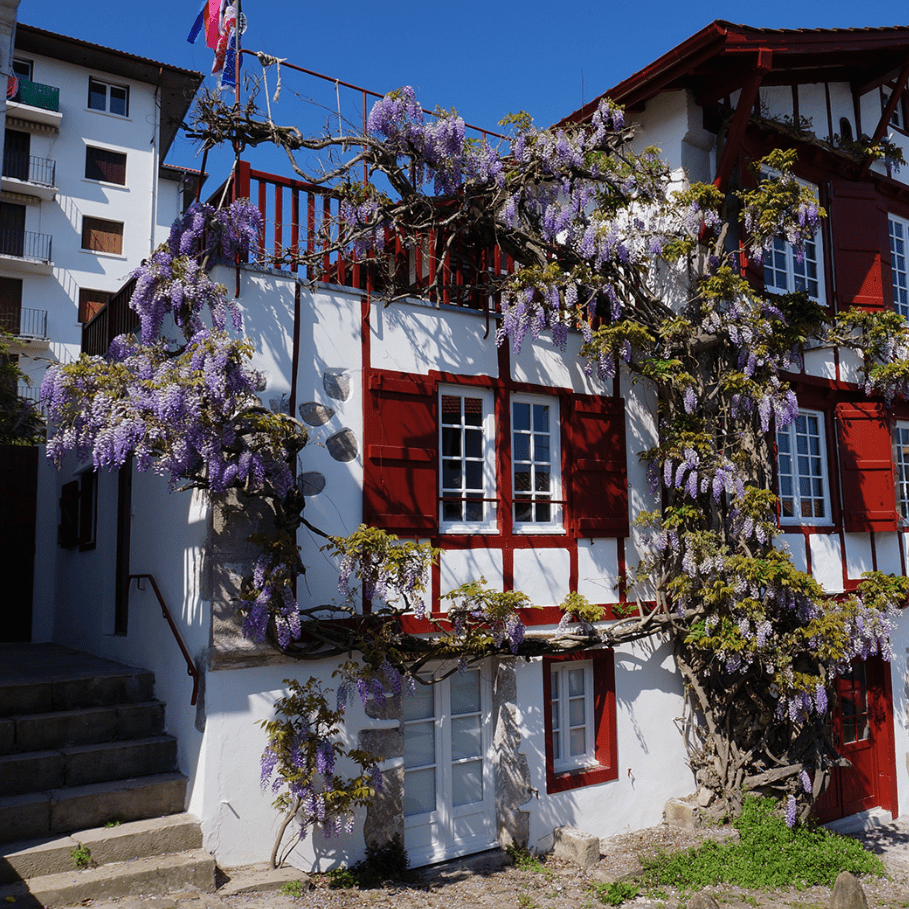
[592,881,640,906]
[518,895,538,909]
[280,880,306,898]
[327,866,358,889]
[506,845,557,881]
[642,796,885,892]
[70,844,93,870]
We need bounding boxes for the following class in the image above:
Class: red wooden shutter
[363,370,438,535]
[835,401,899,532]
[831,180,890,311]
[567,394,628,537]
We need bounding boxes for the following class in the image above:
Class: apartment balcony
[6,79,62,130]
[1,153,57,201]
[16,381,43,411]
[0,306,49,348]
[0,229,53,274]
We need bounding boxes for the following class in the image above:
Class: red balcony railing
[81,276,139,356]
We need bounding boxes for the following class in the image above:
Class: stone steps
[0,815,214,907]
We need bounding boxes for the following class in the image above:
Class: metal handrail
[129,573,200,706]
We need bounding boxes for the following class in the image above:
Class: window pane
[403,683,434,721]
[568,668,585,697]
[442,461,461,489]
[533,404,549,431]
[512,403,530,431]
[569,727,587,757]
[514,470,531,492]
[110,85,128,116]
[535,502,551,522]
[464,428,481,458]
[513,433,530,461]
[514,501,532,522]
[441,396,460,425]
[451,715,482,760]
[451,670,480,714]
[404,767,435,816]
[452,760,483,806]
[464,397,483,426]
[441,427,460,457]
[88,79,106,110]
[464,461,482,490]
[568,697,585,727]
[404,721,435,768]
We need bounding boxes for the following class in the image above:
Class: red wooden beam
[859,59,909,178]
[713,47,773,193]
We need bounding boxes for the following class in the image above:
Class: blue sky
[19,0,909,176]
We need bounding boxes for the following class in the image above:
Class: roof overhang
[15,24,203,158]
[560,21,909,125]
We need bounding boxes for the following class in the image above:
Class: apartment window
[512,396,562,529]
[12,59,32,81]
[776,410,831,525]
[88,78,129,117]
[889,215,909,319]
[543,650,617,793]
[439,388,496,532]
[764,234,823,300]
[895,424,909,522]
[85,147,126,185]
[82,217,123,255]
[78,288,112,324]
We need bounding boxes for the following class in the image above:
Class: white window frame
[12,58,32,81]
[88,77,129,117]
[760,175,826,305]
[438,387,496,534]
[889,215,909,319]
[894,422,909,522]
[549,660,596,773]
[776,409,833,526]
[511,393,563,533]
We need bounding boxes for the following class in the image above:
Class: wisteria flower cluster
[443,580,532,655]
[260,677,382,845]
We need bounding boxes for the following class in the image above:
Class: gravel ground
[63,823,909,909]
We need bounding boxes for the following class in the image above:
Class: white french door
[402,665,496,865]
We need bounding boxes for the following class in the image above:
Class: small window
[839,117,854,143]
[895,423,909,522]
[78,288,112,323]
[58,472,97,551]
[85,147,126,185]
[776,410,832,525]
[82,217,123,255]
[543,650,617,793]
[12,59,32,81]
[88,78,129,117]
[439,387,496,533]
[883,90,903,130]
[512,395,562,531]
[889,215,909,319]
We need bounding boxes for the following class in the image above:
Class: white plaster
[576,540,620,604]
[799,84,831,138]
[828,82,858,142]
[519,638,692,851]
[778,534,808,574]
[370,300,499,379]
[758,85,794,123]
[802,348,837,381]
[838,348,864,385]
[513,548,571,608]
[809,534,845,593]
[624,374,658,583]
[844,532,874,580]
[875,532,903,576]
[439,549,504,606]
[511,329,610,396]
[887,614,909,823]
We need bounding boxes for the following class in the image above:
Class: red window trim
[542,649,617,794]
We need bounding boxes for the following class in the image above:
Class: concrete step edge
[0,814,203,884]
[0,847,216,905]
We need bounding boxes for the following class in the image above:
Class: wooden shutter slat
[567,395,628,537]
[836,401,899,532]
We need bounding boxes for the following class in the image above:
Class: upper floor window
[12,59,32,81]
[889,215,909,319]
[764,235,823,301]
[85,147,127,185]
[895,423,909,522]
[777,410,832,525]
[88,78,129,117]
[439,388,496,533]
[82,216,123,255]
[883,90,904,130]
[512,396,562,531]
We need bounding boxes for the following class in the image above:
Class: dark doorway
[0,445,37,642]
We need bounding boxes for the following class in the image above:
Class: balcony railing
[0,306,48,339]
[9,79,60,113]
[82,276,139,356]
[0,229,52,263]
[16,382,42,410]
[2,152,56,187]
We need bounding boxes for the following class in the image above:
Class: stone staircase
[0,644,215,904]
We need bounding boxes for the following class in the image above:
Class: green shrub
[70,844,92,870]
[593,881,641,905]
[280,879,306,897]
[326,866,358,889]
[643,796,885,892]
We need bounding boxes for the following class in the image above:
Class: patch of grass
[591,881,640,906]
[70,844,93,870]
[280,880,306,898]
[103,818,123,828]
[518,895,538,909]
[642,796,885,893]
[506,845,557,881]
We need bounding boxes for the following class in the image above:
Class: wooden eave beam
[853,59,908,96]
[713,48,773,193]
[859,59,909,178]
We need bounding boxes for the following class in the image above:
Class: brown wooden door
[0,445,37,642]
[814,657,894,822]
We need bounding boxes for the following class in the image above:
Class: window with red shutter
[363,371,438,535]
[836,401,899,532]
[567,394,629,537]
[831,180,889,312]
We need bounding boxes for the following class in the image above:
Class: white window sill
[82,177,128,191]
[85,107,130,121]
[80,248,126,260]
